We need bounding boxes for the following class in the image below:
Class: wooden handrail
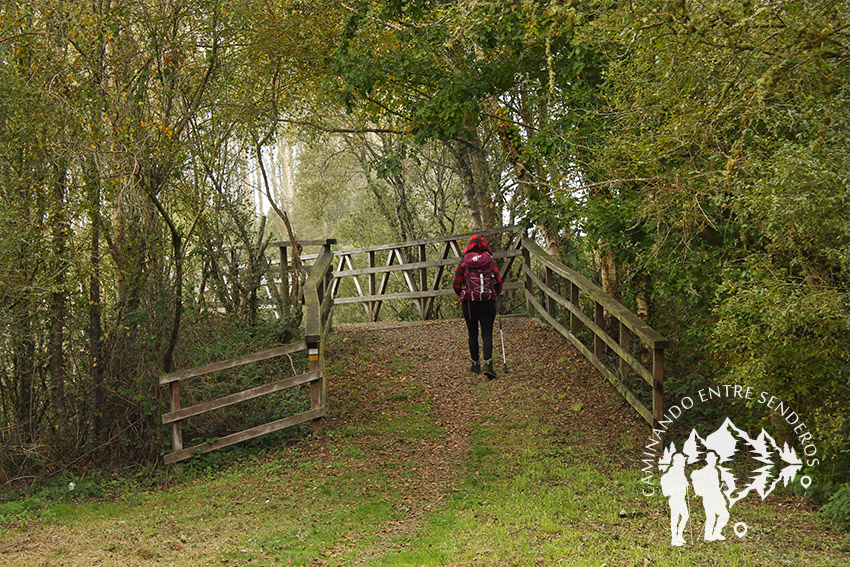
[332,281,524,305]
[304,251,334,342]
[522,264,655,386]
[162,370,322,424]
[164,408,324,465]
[520,236,667,426]
[329,225,521,256]
[327,228,524,322]
[302,249,334,437]
[333,249,522,279]
[159,340,308,385]
[270,238,337,249]
[521,237,668,349]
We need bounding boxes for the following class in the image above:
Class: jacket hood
[463,234,493,255]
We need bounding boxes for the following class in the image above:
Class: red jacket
[452,234,503,297]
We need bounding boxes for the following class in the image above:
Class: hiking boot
[482,359,497,379]
[469,359,481,374]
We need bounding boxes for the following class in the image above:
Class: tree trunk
[599,242,620,330]
[541,226,562,260]
[635,276,651,366]
[13,311,35,445]
[451,138,496,230]
[87,178,104,447]
[256,139,304,325]
[49,166,68,436]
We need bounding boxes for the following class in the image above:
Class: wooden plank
[320,305,334,343]
[334,289,454,304]
[321,286,334,322]
[424,240,453,318]
[526,291,653,426]
[447,238,462,257]
[523,264,654,385]
[160,340,308,385]
[498,231,524,280]
[418,244,427,320]
[170,382,183,452]
[329,254,346,298]
[653,347,665,426]
[333,250,521,279]
[307,340,322,437]
[522,237,668,349]
[269,238,338,248]
[368,250,377,322]
[372,249,397,322]
[163,408,325,465]
[333,281,524,305]
[594,300,605,360]
[619,321,632,379]
[343,254,365,297]
[393,248,420,296]
[331,226,521,256]
[304,252,334,341]
[162,370,322,424]
[570,281,579,334]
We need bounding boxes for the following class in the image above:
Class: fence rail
[329,226,524,321]
[165,227,668,464]
[159,248,335,465]
[520,237,668,426]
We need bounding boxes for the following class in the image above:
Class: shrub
[822,484,850,532]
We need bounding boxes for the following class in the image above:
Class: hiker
[691,451,730,541]
[660,452,690,546]
[453,234,503,378]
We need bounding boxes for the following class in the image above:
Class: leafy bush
[822,484,850,532]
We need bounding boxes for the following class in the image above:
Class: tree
[589,0,850,471]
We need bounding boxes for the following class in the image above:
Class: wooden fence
[329,226,525,322]
[159,246,335,464]
[163,228,669,463]
[520,237,668,427]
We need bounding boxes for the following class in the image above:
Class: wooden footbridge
[159,227,667,464]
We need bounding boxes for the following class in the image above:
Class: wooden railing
[330,226,525,322]
[520,237,668,427]
[159,248,334,464]
[164,228,667,463]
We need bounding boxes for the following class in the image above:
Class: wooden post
[594,301,604,360]
[308,340,322,437]
[522,244,532,314]
[324,262,333,335]
[653,347,664,427]
[545,266,556,317]
[619,321,632,379]
[368,250,377,322]
[170,382,183,455]
[570,282,579,334]
[418,243,427,320]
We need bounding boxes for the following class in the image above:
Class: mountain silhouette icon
[659,418,803,508]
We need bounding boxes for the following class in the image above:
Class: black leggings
[462,299,497,361]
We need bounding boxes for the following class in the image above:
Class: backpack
[463,251,496,302]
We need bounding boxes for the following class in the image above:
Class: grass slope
[0,318,846,566]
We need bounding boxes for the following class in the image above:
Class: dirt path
[323,317,647,519]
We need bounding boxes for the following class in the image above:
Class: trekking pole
[498,296,508,374]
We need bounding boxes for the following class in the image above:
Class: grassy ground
[0,318,847,566]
